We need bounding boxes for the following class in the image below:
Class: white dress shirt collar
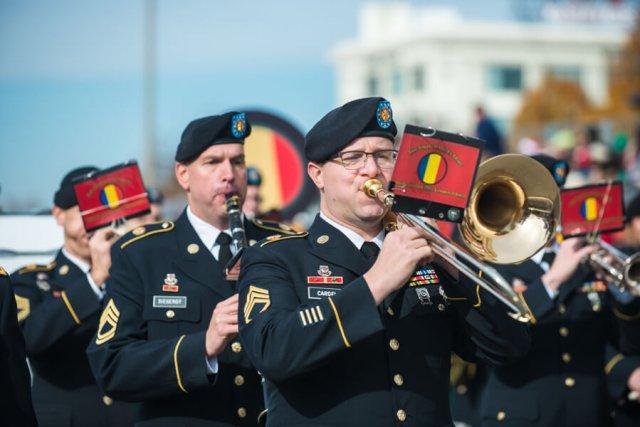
[320,212,384,250]
[61,248,90,274]
[186,206,241,257]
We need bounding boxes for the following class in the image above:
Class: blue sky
[0,0,512,211]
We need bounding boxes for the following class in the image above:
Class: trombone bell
[460,154,560,264]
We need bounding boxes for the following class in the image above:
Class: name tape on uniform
[153,295,187,309]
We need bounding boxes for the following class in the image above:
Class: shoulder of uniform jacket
[119,220,176,250]
[251,218,305,236]
[258,231,309,247]
[14,260,57,276]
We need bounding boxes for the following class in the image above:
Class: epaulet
[251,218,304,235]
[0,266,7,277]
[260,232,309,247]
[120,220,175,250]
[16,260,57,275]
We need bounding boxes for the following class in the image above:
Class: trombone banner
[389,125,484,222]
[561,181,625,238]
[73,161,150,232]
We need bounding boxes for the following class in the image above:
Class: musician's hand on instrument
[542,238,597,292]
[205,294,239,357]
[628,367,640,393]
[364,226,434,305]
[89,228,119,286]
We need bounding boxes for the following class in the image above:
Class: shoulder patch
[120,221,175,250]
[251,218,304,235]
[96,299,120,345]
[16,260,56,275]
[260,232,309,247]
[15,294,30,322]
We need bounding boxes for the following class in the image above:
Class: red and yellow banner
[561,181,625,237]
[74,162,150,232]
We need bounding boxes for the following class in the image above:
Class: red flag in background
[73,161,150,232]
[390,125,484,223]
[560,181,625,238]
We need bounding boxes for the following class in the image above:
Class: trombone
[364,154,561,323]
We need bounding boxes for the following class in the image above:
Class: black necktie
[216,233,233,268]
[360,241,380,266]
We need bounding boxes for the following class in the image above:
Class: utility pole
[142,0,157,186]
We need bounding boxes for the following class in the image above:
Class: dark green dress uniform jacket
[11,250,137,427]
[0,268,37,427]
[86,211,294,426]
[481,259,640,427]
[237,215,531,427]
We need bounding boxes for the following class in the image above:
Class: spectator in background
[146,187,164,221]
[243,166,263,219]
[475,105,505,157]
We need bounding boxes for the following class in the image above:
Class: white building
[330,3,628,135]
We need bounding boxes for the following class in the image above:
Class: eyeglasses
[333,150,398,170]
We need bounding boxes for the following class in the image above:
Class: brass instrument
[364,154,561,323]
[589,238,640,296]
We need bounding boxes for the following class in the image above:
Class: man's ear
[52,206,65,226]
[175,162,190,191]
[307,162,324,190]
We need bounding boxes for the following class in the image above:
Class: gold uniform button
[437,303,446,312]
[565,377,575,387]
[234,375,245,386]
[166,310,175,319]
[132,226,146,236]
[389,339,400,351]
[396,409,407,422]
[316,235,329,244]
[387,307,395,316]
[562,353,572,363]
[187,243,200,254]
[237,407,247,418]
[559,327,569,337]
[102,395,113,406]
[393,374,404,386]
[559,303,567,314]
[456,384,468,395]
[59,265,70,275]
[497,411,506,421]
[161,221,170,229]
[231,341,242,353]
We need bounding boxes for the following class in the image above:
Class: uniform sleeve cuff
[607,354,640,399]
[174,331,211,392]
[60,276,103,324]
[86,273,106,300]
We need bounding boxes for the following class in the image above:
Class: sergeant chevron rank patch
[244,285,271,324]
[96,299,120,345]
[15,294,30,322]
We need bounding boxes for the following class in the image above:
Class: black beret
[53,166,99,209]
[175,112,251,162]
[626,191,640,221]
[247,166,262,186]
[146,187,164,204]
[531,154,570,187]
[305,97,397,162]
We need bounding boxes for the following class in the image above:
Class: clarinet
[225,193,269,423]
[225,193,248,252]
